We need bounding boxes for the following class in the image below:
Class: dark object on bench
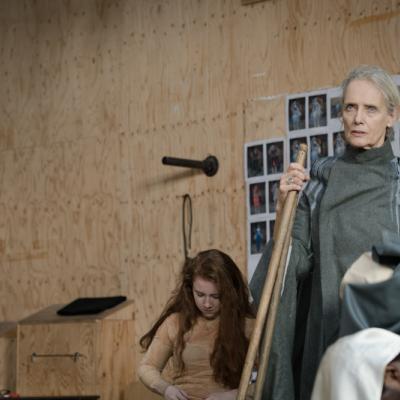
[57,296,127,316]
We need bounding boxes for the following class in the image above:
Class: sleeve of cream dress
[138,315,176,395]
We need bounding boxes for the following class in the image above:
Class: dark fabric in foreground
[340,231,400,337]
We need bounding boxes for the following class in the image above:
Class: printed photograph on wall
[249,182,266,215]
[330,96,342,119]
[266,141,284,174]
[333,131,346,157]
[268,180,280,213]
[246,144,264,178]
[308,94,327,128]
[288,97,306,131]
[392,124,400,157]
[290,136,308,167]
[310,134,329,165]
[250,221,267,254]
[268,219,276,241]
[392,76,400,156]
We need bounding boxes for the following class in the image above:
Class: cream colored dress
[138,313,254,400]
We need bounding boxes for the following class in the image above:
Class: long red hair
[140,249,255,388]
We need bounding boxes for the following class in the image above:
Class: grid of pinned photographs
[287,87,345,167]
[244,138,287,280]
[287,76,400,165]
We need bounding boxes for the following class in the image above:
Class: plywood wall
[0,0,399,385]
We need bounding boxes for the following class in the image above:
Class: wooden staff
[237,143,307,400]
[253,196,297,400]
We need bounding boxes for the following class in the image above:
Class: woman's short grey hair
[341,65,400,137]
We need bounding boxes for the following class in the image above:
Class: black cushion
[57,296,127,316]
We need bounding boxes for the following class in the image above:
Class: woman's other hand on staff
[205,389,238,400]
[276,163,309,214]
[164,385,189,400]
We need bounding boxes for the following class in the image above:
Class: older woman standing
[251,65,400,400]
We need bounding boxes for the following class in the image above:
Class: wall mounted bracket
[162,155,219,177]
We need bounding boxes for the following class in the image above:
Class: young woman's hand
[164,385,189,400]
[205,389,237,400]
[276,162,309,213]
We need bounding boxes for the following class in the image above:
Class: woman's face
[192,276,220,319]
[342,79,395,149]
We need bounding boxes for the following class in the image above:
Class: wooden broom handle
[253,200,297,399]
[237,143,307,400]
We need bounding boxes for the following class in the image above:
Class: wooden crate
[16,301,135,400]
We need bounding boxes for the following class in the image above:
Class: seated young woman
[138,249,255,400]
